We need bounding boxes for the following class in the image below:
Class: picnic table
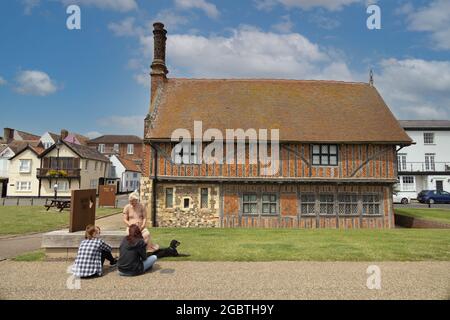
[45,199,71,212]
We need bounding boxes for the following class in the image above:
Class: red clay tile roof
[88,135,142,144]
[118,157,141,172]
[146,79,412,144]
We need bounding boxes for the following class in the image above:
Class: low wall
[394,214,450,229]
[42,230,126,260]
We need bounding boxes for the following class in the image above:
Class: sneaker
[110,258,118,266]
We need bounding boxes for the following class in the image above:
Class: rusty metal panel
[99,185,117,207]
[70,189,96,233]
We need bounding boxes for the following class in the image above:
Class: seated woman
[118,224,158,277]
[72,225,117,278]
[123,192,159,253]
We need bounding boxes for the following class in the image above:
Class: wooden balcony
[36,168,81,179]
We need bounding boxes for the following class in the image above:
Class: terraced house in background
[140,23,413,229]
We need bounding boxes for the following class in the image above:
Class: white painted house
[109,155,141,193]
[397,120,450,198]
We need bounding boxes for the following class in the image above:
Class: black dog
[150,240,180,258]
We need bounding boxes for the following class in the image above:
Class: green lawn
[395,208,450,225]
[149,228,450,261]
[0,206,120,236]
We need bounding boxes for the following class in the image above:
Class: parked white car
[393,193,411,204]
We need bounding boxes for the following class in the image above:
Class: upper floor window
[94,161,98,171]
[174,143,199,165]
[113,144,119,153]
[19,160,32,173]
[425,153,435,171]
[85,160,89,170]
[43,142,53,149]
[98,144,105,153]
[397,154,407,171]
[127,144,134,155]
[312,144,338,166]
[424,132,435,145]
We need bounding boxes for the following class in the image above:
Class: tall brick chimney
[60,129,69,141]
[150,22,168,101]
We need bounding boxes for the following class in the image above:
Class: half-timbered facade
[141,23,412,228]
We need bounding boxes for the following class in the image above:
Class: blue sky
[0,0,449,138]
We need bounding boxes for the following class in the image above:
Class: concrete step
[42,230,126,260]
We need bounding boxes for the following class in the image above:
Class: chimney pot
[151,22,168,76]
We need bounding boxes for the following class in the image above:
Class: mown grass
[13,249,46,262]
[149,228,450,261]
[395,208,450,225]
[0,206,120,235]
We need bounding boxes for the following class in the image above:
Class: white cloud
[164,26,353,80]
[271,15,294,33]
[108,17,140,37]
[308,11,341,29]
[22,0,40,15]
[402,0,450,50]
[376,58,450,119]
[15,70,58,96]
[97,115,144,136]
[153,9,191,31]
[175,0,220,18]
[84,131,103,139]
[254,0,363,11]
[61,0,138,12]
[0,76,6,86]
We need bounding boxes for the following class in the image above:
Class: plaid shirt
[72,238,112,278]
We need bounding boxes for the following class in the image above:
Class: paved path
[0,213,123,260]
[0,261,448,300]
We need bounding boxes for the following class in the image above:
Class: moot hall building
[140,22,412,229]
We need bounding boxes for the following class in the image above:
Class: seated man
[123,192,159,253]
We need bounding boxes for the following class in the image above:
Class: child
[72,225,117,278]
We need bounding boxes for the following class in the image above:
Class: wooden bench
[44,199,71,212]
[42,230,127,259]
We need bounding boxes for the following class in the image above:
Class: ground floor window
[338,194,358,215]
[319,194,335,215]
[242,193,258,214]
[201,188,209,209]
[165,188,173,208]
[262,194,278,214]
[400,176,415,191]
[90,179,98,190]
[362,194,381,215]
[57,181,69,192]
[16,181,31,191]
[300,194,315,215]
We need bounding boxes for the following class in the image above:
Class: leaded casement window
[165,188,174,208]
[319,194,335,215]
[312,144,338,166]
[242,193,258,215]
[362,194,381,215]
[338,194,359,215]
[201,188,209,209]
[423,132,435,145]
[300,194,316,215]
[19,159,31,173]
[262,194,278,215]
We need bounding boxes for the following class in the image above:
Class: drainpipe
[150,143,158,227]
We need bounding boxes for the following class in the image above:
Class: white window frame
[425,153,436,171]
[400,176,415,191]
[127,144,134,155]
[113,144,119,153]
[16,181,32,192]
[397,154,407,171]
[57,181,69,192]
[19,159,32,173]
[98,144,105,153]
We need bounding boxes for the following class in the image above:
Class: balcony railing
[36,168,81,178]
[398,162,450,173]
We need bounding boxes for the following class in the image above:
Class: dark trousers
[101,249,115,265]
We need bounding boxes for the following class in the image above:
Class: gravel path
[0,261,448,300]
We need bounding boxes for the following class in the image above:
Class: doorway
[436,180,444,192]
